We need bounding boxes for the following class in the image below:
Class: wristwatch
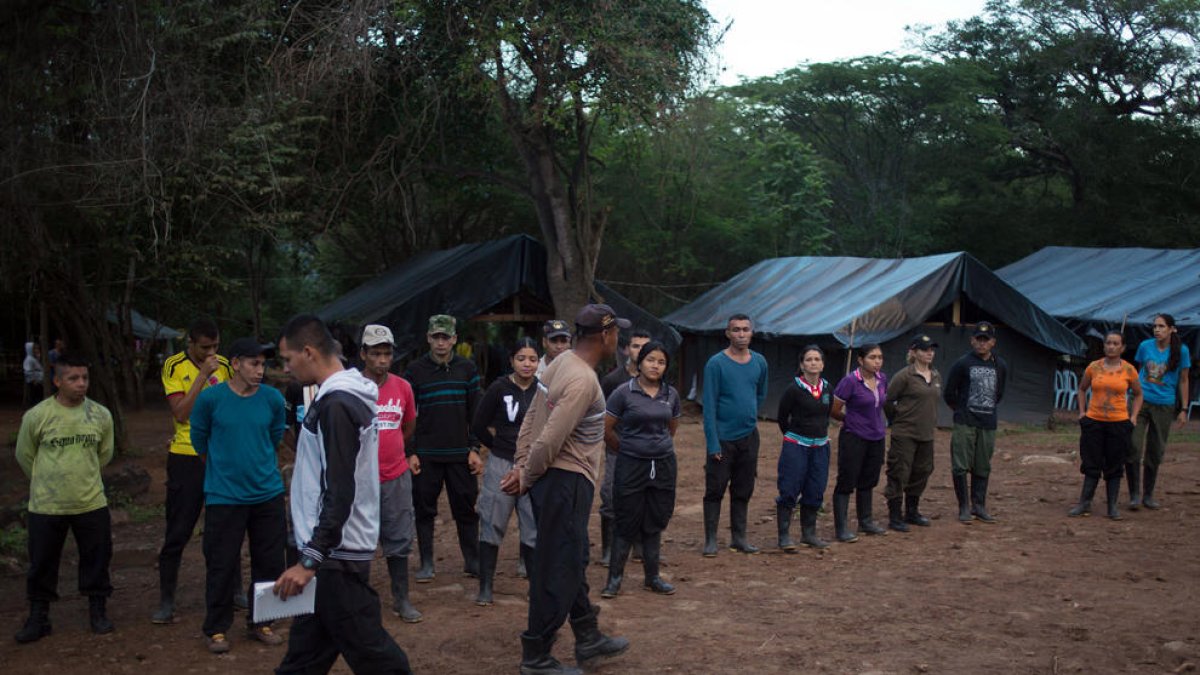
[299,554,320,571]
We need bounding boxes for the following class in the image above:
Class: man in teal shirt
[191,337,287,654]
[701,314,769,556]
[15,352,116,643]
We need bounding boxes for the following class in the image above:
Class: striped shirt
[404,353,480,463]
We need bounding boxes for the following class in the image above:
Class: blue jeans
[775,441,830,509]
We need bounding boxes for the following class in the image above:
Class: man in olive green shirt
[14,353,116,643]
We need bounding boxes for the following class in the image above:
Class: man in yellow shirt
[152,318,233,624]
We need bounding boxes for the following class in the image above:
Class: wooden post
[844,317,857,376]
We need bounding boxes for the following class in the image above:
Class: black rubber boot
[886,497,909,532]
[1142,465,1161,509]
[776,504,797,552]
[702,501,720,557]
[1105,477,1124,520]
[799,505,829,549]
[952,473,972,523]
[642,533,675,595]
[728,499,760,554]
[630,538,643,562]
[1125,462,1142,510]
[387,556,422,622]
[833,493,858,543]
[458,520,480,577]
[970,475,997,523]
[857,490,886,535]
[599,517,613,567]
[600,535,629,598]
[152,561,178,624]
[415,519,435,583]
[520,633,581,675]
[1068,475,1098,517]
[570,606,630,666]
[14,600,51,643]
[520,544,535,585]
[89,596,114,635]
[475,542,498,606]
[905,495,931,526]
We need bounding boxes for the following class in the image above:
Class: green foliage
[0,524,27,559]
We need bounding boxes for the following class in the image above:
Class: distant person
[598,328,652,566]
[701,314,769,556]
[23,341,44,406]
[502,304,630,673]
[601,340,681,598]
[882,335,942,532]
[358,324,422,623]
[774,345,833,551]
[273,314,412,674]
[470,338,540,606]
[1069,331,1142,520]
[154,317,237,624]
[1128,313,1191,510]
[48,338,65,368]
[191,338,287,654]
[404,314,483,582]
[943,322,1008,524]
[830,344,888,542]
[535,318,572,378]
[15,353,115,643]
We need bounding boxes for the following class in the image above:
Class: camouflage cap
[427,314,457,336]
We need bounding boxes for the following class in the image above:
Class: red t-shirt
[377,374,417,481]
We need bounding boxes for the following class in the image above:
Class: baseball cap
[973,321,996,339]
[361,324,395,347]
[910,334,939,350]
[543,319,571,340]
[427,314,456,336]
[228,337,274,360]
[574,303,631,334]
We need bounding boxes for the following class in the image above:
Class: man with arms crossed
[701,314,769,556]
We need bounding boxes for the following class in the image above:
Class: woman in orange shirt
[1069,331,1143,520]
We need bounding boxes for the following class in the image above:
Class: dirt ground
[1,401,1198,674]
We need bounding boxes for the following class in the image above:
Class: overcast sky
[704,0,988,85]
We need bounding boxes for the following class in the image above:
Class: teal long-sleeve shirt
[702,350,769,455]
[191,382,286,505]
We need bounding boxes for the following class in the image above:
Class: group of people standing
[10,305,1192,675]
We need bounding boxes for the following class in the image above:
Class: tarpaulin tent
[105,307,183,341]
[664,252,1084,424]
[997,247,1200,351]
[316,234,681,358]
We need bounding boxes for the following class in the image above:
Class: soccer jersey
[162,351,232,456]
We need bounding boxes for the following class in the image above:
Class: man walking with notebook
[273,315,411,674]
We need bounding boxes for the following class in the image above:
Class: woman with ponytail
[1128,314,1191,510]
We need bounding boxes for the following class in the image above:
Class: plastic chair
[1189,394,1199,422]
[1053,370,1067,409]
[1064,370,1079,411]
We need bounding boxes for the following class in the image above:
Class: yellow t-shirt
[161,351,232,455]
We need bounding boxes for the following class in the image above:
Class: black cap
[973,321,996,339]
[574,303,631,334]
[543,319,571,340]
[910,334,939,350]
[228,337,274,359]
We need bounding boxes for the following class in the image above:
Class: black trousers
[158,453,206,590]
[412,459,479,526]
[1079,417,1132,480]
[202,496,286,636]
[612,454,677,539]
[526,468,596,642]
[276,565,412,675]
[26,507,112,602]
[834,429,885,494]
[703,429,759,506]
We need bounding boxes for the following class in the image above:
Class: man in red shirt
[359,324,422,623]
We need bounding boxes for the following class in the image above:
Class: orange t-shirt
[1085,359,1138,422]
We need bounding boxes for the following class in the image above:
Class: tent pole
[844,317,857,376]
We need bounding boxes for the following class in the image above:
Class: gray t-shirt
[605,378,681,459]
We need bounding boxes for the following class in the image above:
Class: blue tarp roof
[998,247,1200,333]
[664,252,1084,355]
[317,234,681,355]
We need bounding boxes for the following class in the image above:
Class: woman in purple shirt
[830,344,887,543]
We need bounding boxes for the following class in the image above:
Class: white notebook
[252,580,316,623]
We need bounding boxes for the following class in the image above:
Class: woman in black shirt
[775,345,833,550]
[470,338,540,606]
[601,341,681,598]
